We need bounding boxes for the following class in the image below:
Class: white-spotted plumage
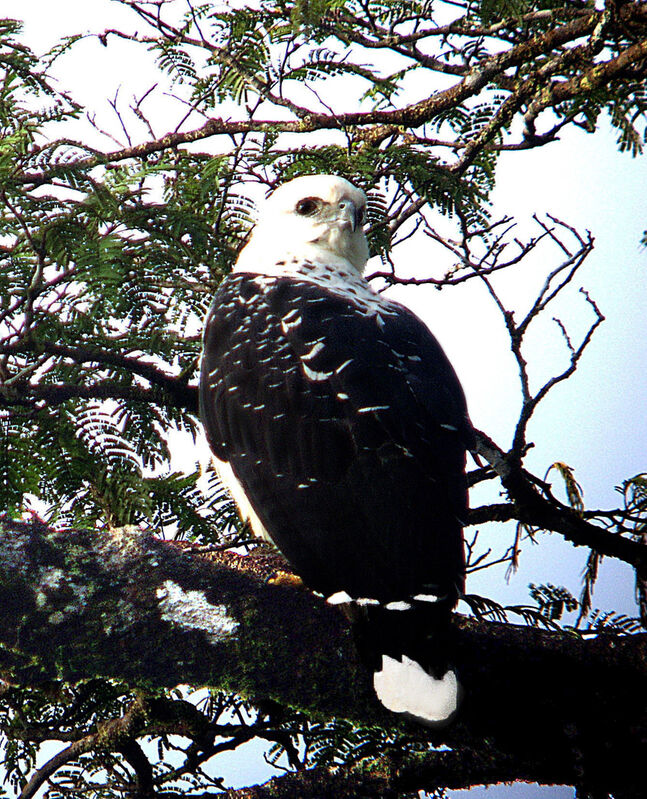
[199,175,473,725]
[414,593,443,603]
[301,341,326,360]
[326,590,353,605]
[301,363,334,382]
[385,601,412,611]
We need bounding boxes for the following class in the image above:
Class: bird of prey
[200,175,473,724]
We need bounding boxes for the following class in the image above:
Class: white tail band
[373,654,458,724]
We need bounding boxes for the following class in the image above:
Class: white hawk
[199,175,473,723]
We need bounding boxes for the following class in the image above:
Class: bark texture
[0,515,645,795]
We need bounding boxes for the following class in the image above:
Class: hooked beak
[337,200,363,233]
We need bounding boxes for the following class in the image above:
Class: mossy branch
[0,516,645,795]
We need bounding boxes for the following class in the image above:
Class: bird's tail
[338,597,460,725]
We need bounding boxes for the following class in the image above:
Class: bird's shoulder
[202,270,473,449]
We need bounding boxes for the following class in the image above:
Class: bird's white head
[235,175,370,275]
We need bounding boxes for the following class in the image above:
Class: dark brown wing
[199,273,471,603]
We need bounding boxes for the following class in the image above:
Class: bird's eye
[296,198,319,216]
[355,206,365,225]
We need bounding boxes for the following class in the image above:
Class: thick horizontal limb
[0,516,644,795]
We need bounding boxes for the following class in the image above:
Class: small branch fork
[12,691,266,799]
[470,213,601,455]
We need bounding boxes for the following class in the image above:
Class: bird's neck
[234,239,366,281]
[232,242,393,317]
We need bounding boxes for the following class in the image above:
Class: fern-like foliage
[583,610,643,635]
[528,583,578,621]
[619,472,647,525]
[465,583,642,636]
[464,584,579,631]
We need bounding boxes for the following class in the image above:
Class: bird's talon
[267,571,306,589]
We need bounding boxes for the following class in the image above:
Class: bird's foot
[267,570,306,589]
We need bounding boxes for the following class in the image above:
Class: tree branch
[17,694,151,799]
[474,430,647,576]
[0,379,199,414]
[12,3,647,188]
[0,515,645,795]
